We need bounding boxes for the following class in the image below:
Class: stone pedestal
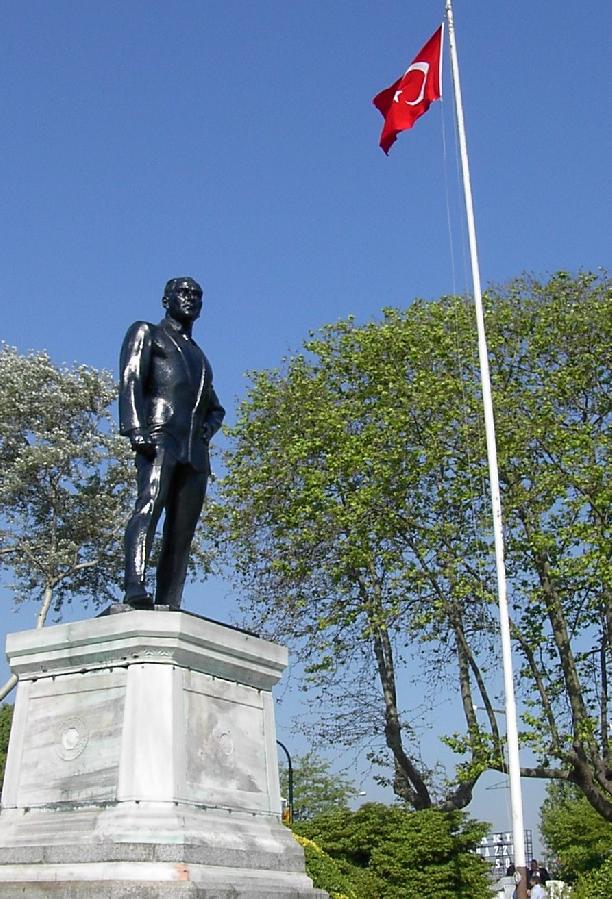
[0,611,327,897]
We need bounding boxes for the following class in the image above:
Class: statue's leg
[123,449,176,603]
[155,464,207,609]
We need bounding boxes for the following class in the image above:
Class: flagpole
[444,0,527,889]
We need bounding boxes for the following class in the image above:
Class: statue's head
[162,277,203,323]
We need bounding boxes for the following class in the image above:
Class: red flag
[373,25,444,154]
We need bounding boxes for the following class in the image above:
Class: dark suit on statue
[119,315,225,608]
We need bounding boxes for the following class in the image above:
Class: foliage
[0,705,13,789]
[0,345,135,628]
[219,272,611,816]
[293,834,363,899]
[489,273,611,819]
[540,782,612,882]
[279,750,360,820]
[571,857,612,899]
[293,803,491,899]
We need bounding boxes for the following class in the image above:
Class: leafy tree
[219,272,611,817]
[0,705,13,789]
[540,782,612,882]
[488,273,611,820]
[0,345,134,643]
[293,803,490,899]
[279,750,360,820]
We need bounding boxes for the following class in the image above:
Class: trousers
[123,447,207,608]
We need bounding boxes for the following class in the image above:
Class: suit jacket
[119,316,225,474]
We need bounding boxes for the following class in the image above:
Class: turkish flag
[373,25,444,154]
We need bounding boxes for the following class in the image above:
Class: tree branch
[511,624,562,754]
[600,619,609,767]
[358,566,432,810]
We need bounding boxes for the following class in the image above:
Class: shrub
[293,803,491,899]
[294,833,361,899]
[571,856,612,899]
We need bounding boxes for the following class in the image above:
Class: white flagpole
[444,0,527,887]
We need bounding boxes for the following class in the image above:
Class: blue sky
[1,0,610,851]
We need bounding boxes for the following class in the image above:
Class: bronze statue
[119,277,225,609]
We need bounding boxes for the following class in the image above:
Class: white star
[393,89,402,103]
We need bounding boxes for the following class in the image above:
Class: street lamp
[276,740,293,823]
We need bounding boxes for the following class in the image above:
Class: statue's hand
[201,423,212,443]
[129,428,156,458]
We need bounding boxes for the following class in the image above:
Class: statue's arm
[203,388,225,442]
[119,322,155,454]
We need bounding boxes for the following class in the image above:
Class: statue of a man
[119,277,225,609]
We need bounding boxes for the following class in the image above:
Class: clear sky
[1,0,610,854]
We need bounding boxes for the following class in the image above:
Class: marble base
[0,868,326,898]
[0,611,326,897]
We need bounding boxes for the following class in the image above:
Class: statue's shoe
[124,582,154,609]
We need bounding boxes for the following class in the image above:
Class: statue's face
[164,281,203,323]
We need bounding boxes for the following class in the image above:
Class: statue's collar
[161,315,192,339]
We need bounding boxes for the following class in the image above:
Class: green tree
[293,803,490,899]
[220,272,611,817]
[0,345,135,648]
[540,782,612,882]
[279,750,360,821]
[0,705,13,790]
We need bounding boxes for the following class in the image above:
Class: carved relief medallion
[56,718,88,761]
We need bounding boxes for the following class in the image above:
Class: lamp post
[276,739,293,823]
